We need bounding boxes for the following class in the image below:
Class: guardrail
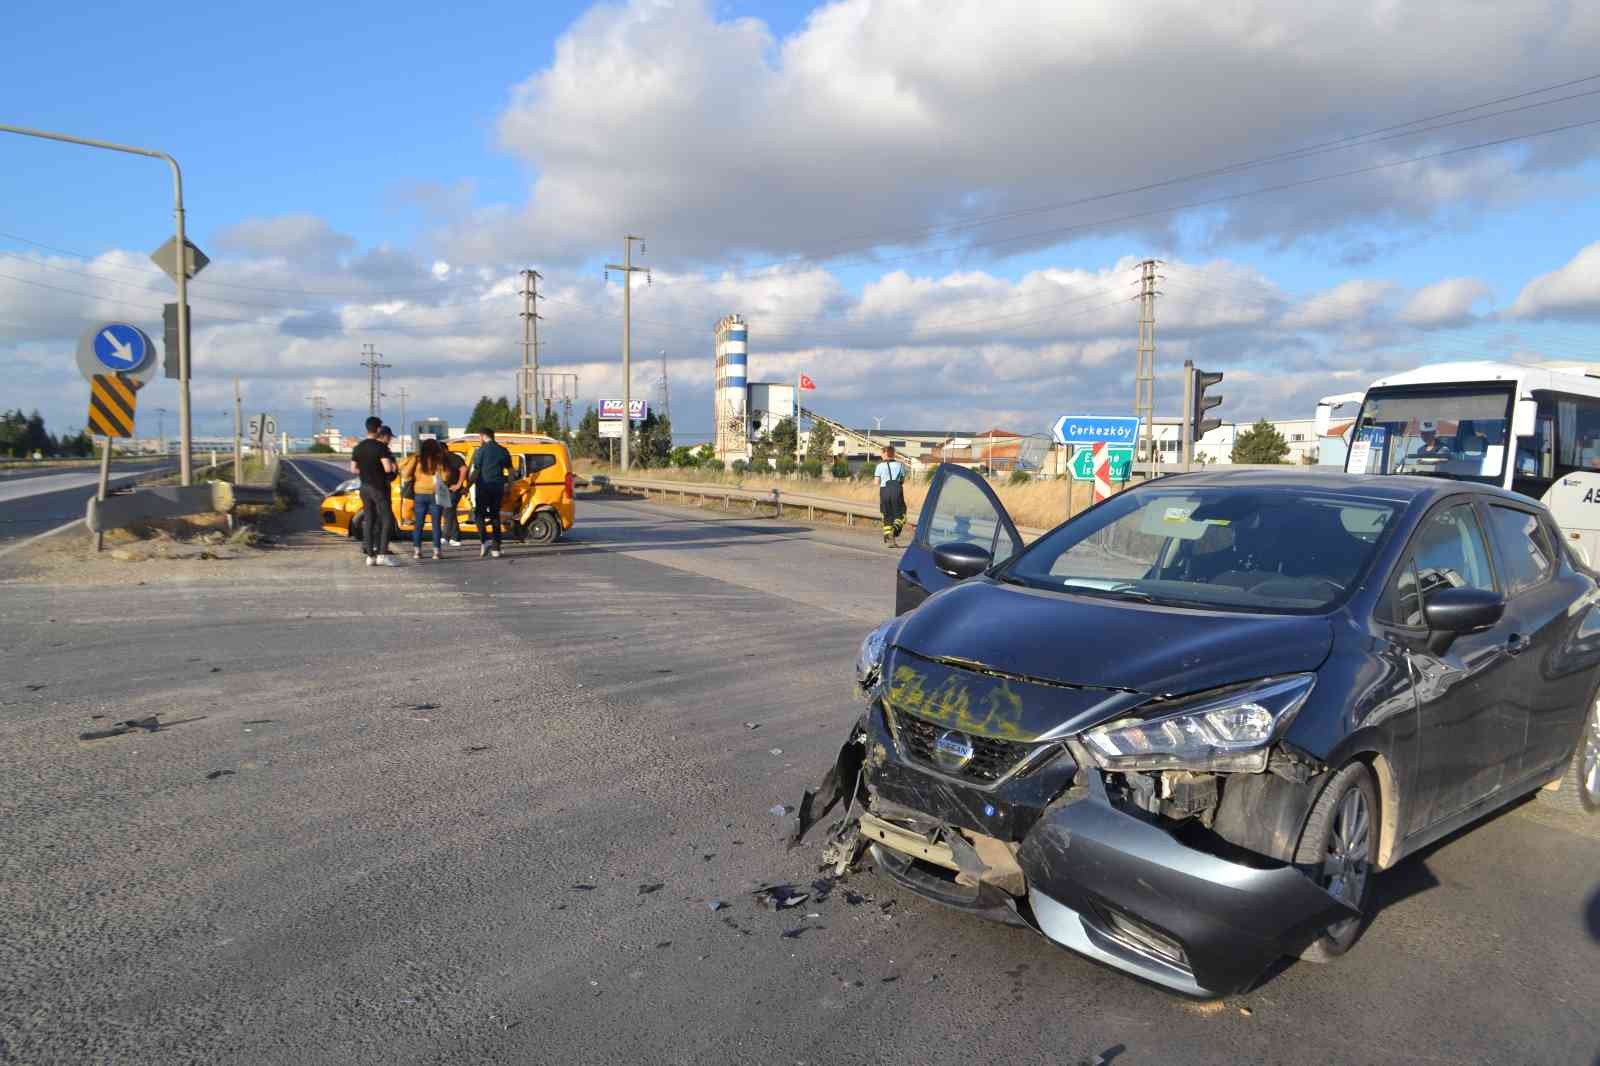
[597,475,1052,541]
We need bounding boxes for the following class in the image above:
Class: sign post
[75,322,157,551]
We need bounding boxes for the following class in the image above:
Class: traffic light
[162,302,189,380]
[1191,366,1224,440]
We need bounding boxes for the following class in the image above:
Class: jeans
[411,498,444,551]
[359,483,393,557]
[444,489,465,541]
[476,483,505,549]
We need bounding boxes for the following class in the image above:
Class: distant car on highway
[319,434,575,545]
[799,466,1600,997]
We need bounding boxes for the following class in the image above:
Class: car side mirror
[1423,586,1505,653]
[933,541,992,579]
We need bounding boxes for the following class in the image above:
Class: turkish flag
[799,373,816,390]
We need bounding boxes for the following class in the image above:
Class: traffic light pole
[0,124,194,485]
[1182,360,1195,472]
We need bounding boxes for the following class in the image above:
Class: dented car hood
[892,578,1335,708]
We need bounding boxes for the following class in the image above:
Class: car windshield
[1002,487,1400,612]
[1348,385,1514,485]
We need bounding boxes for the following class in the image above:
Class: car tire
[1538,697,1600,816]
[528,511,560,546]
[1293,761,1379,963]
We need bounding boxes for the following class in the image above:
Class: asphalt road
[1,470,1597,1065]
[0,458,176,544]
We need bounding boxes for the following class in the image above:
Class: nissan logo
[933,730,976,772]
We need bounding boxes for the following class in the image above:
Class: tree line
[0,410,95,459]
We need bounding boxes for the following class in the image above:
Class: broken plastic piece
[204,769,235,780]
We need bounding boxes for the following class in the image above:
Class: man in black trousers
[350,416,398,566]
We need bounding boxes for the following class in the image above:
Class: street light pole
[0,124,195,485]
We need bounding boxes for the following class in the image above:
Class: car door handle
[1506,634,1531,655]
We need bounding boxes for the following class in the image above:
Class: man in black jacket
[350,416,398,566]
[470,428,513,559]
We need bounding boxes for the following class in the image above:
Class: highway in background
[2,489,1596,1064]
[0,458,175,545]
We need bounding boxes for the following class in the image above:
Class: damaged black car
[795,466,1600,996]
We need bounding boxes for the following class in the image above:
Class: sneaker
[411,548,421,560]
[491,549,502,559]
[446,539,462,547]
[882,531,892,545]
[432,547,443,560]
[479,543,490,558]
[365,555,375,567]
[374,555,399,567]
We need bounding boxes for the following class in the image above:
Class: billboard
[600,399,648,421]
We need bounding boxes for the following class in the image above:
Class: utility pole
[658,348,671,426]
[1134,259,1161,479]
[154,407,167,455]
[605,236,649,471]
[361,344,391,418]
[398,386,409,457]
[519,269,543,432]
[233,377,243,483]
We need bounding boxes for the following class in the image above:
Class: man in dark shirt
[470,428,513,559]
[350,416,398,566]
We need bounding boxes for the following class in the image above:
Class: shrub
[1008,469,1031,485]
[670,445,699,468]
[701,458,725,474]
[776,457,798,476]
[799,460,824,479]
[730,459,750,475]
[831,460,850,479]
[307,442,334,454]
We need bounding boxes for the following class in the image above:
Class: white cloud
[471,0,1600,267]
[1398,277,1491,327]
[1282,280,1395,330]
[1509,241,1600,320]
[213,214,356,263]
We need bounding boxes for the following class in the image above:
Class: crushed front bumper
[828,705,1357,997]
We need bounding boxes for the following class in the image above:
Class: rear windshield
[1001,487,1400,612]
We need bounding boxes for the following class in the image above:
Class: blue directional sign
[1052,415,1141,446]
[91,324,151,373]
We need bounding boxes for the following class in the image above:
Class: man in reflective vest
[874,444,908,547]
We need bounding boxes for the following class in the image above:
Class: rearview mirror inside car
[1423,586,1505,652]
[933,541,993,579]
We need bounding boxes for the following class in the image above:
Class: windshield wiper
[1059,583,1157,603]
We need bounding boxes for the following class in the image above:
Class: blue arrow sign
[1052,415,1141,446]
[91,324,149,372]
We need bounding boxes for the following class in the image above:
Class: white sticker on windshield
[1347,440,1372,474]
[1163,506,1193,523]
[1480,444,1504,477]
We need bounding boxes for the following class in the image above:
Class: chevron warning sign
[87,373,141,438]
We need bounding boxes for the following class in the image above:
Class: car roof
[447,434,566,447]
[1144,467,1537,508]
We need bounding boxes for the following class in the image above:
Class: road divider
[595,475,1050,542]
[85,459,280,540]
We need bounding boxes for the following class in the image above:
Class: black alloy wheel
[527,511,560,546]
[1541,697,1600,815]
[1294,761,1379,962]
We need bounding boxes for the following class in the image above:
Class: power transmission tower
[305,392,330,439]
[605,236,649,471]
[518,269,543,432]
[658,348,670,426]
[1134,259,1161,478]
[361,344,391,418]
[538,372,579,435]
[398,386,409,457]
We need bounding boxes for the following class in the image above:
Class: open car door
[895,464,1023,615]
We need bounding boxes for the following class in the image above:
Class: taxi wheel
[528,511,560,546]
[349,513,365,540]
[1293,761,1378,963]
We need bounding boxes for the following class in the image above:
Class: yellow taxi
[319,434,575,545]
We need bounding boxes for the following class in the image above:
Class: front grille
[890,708,1037,784]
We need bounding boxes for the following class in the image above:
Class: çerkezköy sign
[1052,415,1141,446]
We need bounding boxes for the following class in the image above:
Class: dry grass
[576,459,1124,531]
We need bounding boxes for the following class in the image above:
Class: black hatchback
[797,466,1600,996]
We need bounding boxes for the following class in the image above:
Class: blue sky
[7,0,1600,443]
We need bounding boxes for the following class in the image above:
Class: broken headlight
[855,619,894,695]
[1080,674,1315,774]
